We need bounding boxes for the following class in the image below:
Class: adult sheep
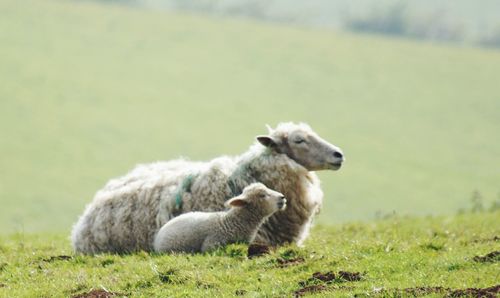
[71,122,345,254]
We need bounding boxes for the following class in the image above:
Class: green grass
[0,0,500,233]
[0,212,498,297]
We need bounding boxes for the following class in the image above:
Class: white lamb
[72,122,344,254]
[154,183,286,253]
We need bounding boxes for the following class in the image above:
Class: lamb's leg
[200,235,225,253]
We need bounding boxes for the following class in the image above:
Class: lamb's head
[224,183,286,215]
[256,122,345,171]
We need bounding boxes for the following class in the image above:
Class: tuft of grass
[420,242,445,251]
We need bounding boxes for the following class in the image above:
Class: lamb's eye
[259,193,267,198]
[294,139,306,144]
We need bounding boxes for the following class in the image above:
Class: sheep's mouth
[328,162,342,170]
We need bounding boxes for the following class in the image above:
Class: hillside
[0,0,499,233]
[0,212,498,297]
[138,0,500,45]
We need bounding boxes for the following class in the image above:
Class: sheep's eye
[294,139,306,144]
[259,193,267,198]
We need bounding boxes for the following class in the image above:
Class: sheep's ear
[225,197,248,208]
[256,136,277,148]
[265,124,274,133]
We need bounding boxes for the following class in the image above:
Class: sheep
[71,122,344,254]
[153,183,287,253]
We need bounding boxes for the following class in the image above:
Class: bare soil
[72,289,123,298]
[338,271,363,282]
[378,285,500,297]
[299,270,363,286]
[447,284,500,298]
[295,271,363,296]
[276,257,305,267]
[473,251,500,263]
[293,284,327,297]
[247,244,271,258]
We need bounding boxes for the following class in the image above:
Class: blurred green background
[0,0,499,234]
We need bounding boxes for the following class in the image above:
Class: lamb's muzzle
[277,197,287,210]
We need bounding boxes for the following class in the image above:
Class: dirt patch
[247,244,270,258]
[473,251,500,263]
[311,271,336,283]
[71,289,123,298]
[338,271,363,282]
[299,271,363,286]
[472,236,499,243]
[376,285,500,297]
[294,284,327,297]
[447,284,500,298]
[298,271,333,287]
[276,257,305,268]
[42,255,73,262]
[295,271,363,296]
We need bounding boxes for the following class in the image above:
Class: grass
[0,211,498,297]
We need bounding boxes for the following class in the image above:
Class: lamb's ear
[256,136,277,148]
[225,197,248,208]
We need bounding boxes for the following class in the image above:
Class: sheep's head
[225,183,286,215]
[256,122,345,171]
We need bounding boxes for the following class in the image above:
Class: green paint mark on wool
[174,174,197,210]
[226,162,254,199]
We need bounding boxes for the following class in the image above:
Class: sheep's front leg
[252,224,277,246]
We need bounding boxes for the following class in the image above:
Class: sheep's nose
[333,151,343,159]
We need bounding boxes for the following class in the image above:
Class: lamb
[154,183,286,253]
[71,122,344,254]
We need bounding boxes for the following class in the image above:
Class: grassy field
[0,0,499,234]
[0,211,498,297]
